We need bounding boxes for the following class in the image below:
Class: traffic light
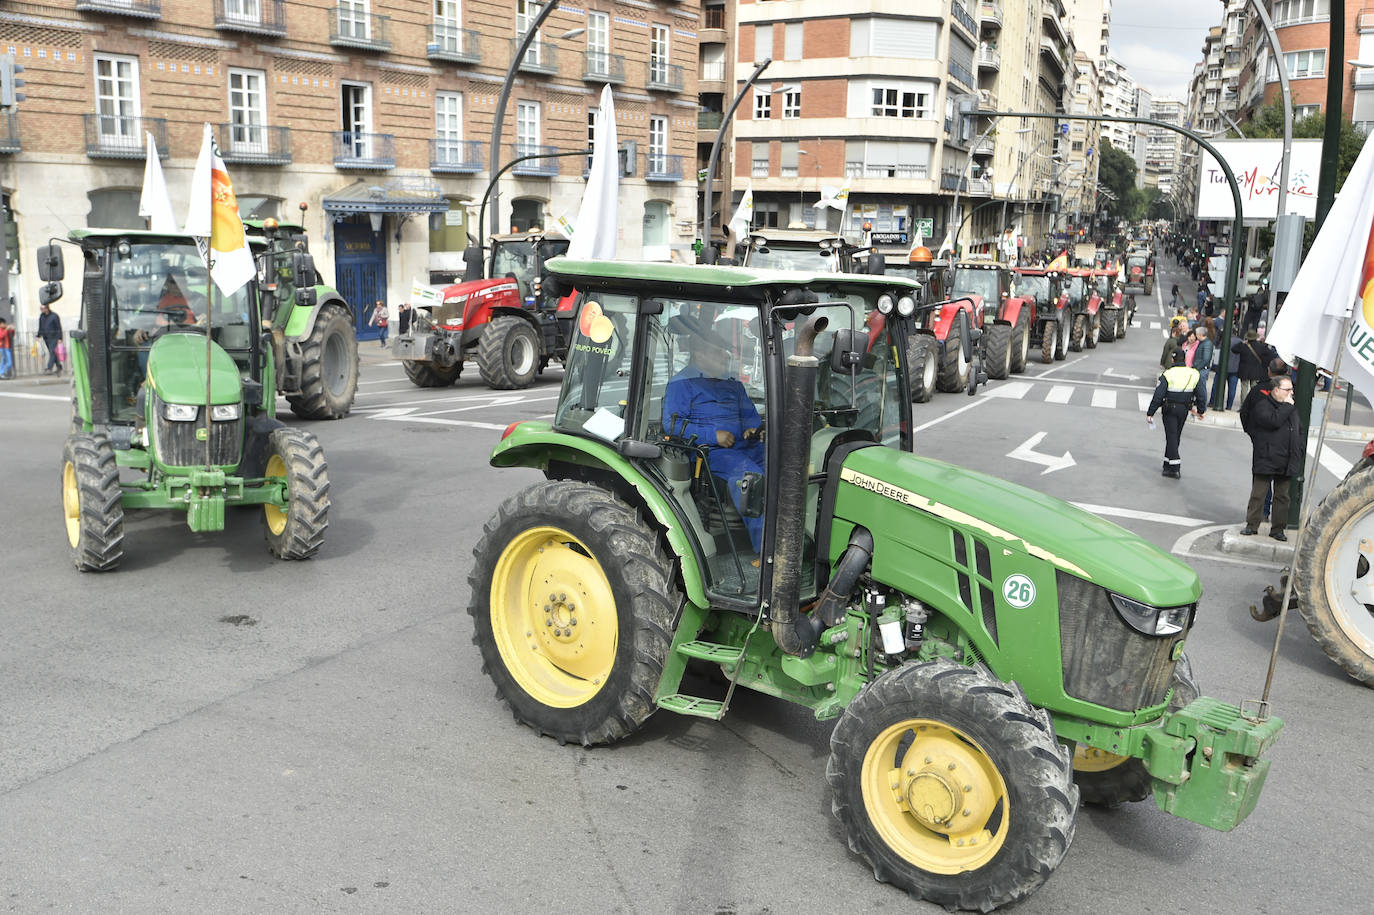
[1207,254,1229,297]
[1240,256,1265,295]
[0,54,24,109]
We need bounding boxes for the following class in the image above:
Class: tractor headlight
[1109,593,1193,637]
[876,294,895,315]
[210,404,241,421]
[896,296,916,317]
[162,403,198,422]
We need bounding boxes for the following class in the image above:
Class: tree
[1097,139,1141,222]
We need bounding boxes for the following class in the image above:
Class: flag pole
[200,238,214,470]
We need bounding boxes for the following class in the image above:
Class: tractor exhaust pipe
[771,315,828,657]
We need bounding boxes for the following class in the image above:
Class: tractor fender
[491,422,710,608]
[999,296,1032,326]
[1085,293,1101,316]
[281,289,351,341]
[929,296,978,340]
[1113,291,1124,308]
[452,279,525,348]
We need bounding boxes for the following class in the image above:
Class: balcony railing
[430,138,484,173]
[951,1,977,38]
[427,24,481,64]
[700,62,726,82]
[844,162,929,180]
[977,47,1001,70]
[512,39,558,76]
[980,0,1003,28]
[698,111,723,131]
[330,7,390,52]
[213,0,285,36]
[0,111,19,154]
[75,0,160,18]
[977,88,998,112]
[948,59,975,89]
[940,170,966,192]
[216,123,291,165]
[644,153,683,181]
[972,135,994,155]
[333,131,395,169]
[510,143,560,176]
[83,114,167,159]
[646,61,685,92]
[582,51,626,84]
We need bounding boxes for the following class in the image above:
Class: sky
[1109,0,1224,101]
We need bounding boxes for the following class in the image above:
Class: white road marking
[913,396,991,433]
[365,407,506,431]
[1007,431,1075,475]
[1045,385,1073,404]
[1027,355,1088,379]
[0,391,69,402]
[350,391,561,412]
[1102,368,1141,382]
[1090,389,1116,409]
[1138,392,1153,411]
[1148,320,1160,330]
[1074,503,1210,528]
[1170,523,1286,571]
[985,381,1032,399]
[1308,437,1354,479]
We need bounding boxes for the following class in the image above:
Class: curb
[1219,524,1295,563]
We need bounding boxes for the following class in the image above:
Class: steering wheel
[157,303,196,326]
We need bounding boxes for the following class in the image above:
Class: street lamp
[948,120,1031,255]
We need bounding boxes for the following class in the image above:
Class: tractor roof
[546,258,919,296]
[492,231,567,243]
[69,228,203,245]
[1011,267,1054,276]
[747,228,849,245]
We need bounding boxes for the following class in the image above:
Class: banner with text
[1194,139,1320,221]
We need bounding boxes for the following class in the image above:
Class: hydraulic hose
[812,527,875,627]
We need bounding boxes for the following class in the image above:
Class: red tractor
[1013,266,1071,363]
[1062,267,1103,351]
[1093,265,1130,341]
[396,231,575,389]
[888,248,983,400]
[1123,249,1154,296]
[948,257,1035,381]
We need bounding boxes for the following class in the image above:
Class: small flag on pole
[183,123,255,296]
[727,182,754,242]
[813,180,850,212]
[138,131,176,232]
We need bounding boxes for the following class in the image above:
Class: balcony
[948,59,975,90]
[698,111,723,131]
[977,88,999,113]
[333,131,395,169]
[845,162,929,180]
[582,51,626,84]
[430,138,484,173]
[216,123,291,165]
[980,0,1003,29]
[1042,1,1069,46]
[0,111,18,154]
[510,143,560,177]
[977,47,1001,71]
[644,153,683,182]
[330,7,390,52]
[511,39,558,76]
[646,61,685,93]
[972,135,994,156]
[1355,69,1374,88]
[83,114,167,159]
[1039,37,1066,74]
[940,169,967,192]
[950,2,978,40]
[427,25,481,64]
[75,0,160,18]
[213,0,286,37]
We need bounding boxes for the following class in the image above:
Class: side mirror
[866,251,886,275]
[830,328,865,376]
[291,251,315,289]
[37,244,64,282]
[295,286,317,308]
[462,243,484,282]
[39,281,63,306]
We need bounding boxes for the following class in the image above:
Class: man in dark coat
[37,303,63,374]
[1233,329,1274,403]
[1147,349,1207,478]
[1241,375,1300,540]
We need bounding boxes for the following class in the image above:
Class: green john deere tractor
[468,259,1282,912]
[39,230,330,571]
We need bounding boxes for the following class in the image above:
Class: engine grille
[1056,571,1184,712]
[154,401,243,469]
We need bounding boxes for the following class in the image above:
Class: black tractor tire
[262,428,330,560]
[469,480,679,746]
[1085,312,1100,349]
[1040,321,1056,364]
[1145,277,1154,296]
[1009,315,1031,374]
[1069,314,1086,352]
[61,432,125,572]
[287,304,359,420]
[477,316,541,390]
[1294,468,1374,685]
[907,335,938,403]
[1054,314,1069,361]
[1073,653,1200,805]
[937,319,972,393]
[828,658,1078,912]
[985,323,1013,380]
[1099,308,1118,342]
[403,359,463,388]
[1117,305,1129,339]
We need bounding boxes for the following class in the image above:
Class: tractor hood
[146,333,243,406]
[835,446,1202,607]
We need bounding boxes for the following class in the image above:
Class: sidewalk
[1195,393,1374,444]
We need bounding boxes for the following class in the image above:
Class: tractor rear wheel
[985,323,1012,380]
[1008,316,1030,374]
[1099,308,1118,342]
[61,432,124,572]
[1069,314,1086,352]
[1040,321,1056,364]
[478,316,540,390]
[937,319,972,393]
[287,304,359,420]
[828,659,1077,912]
[1085,313,1100,349]
[1117,306,1129,339]
[403,359,463,388]
[907,336,938,403]
[469,480,678,745]
[262,428,330,560]
[1054,315,1069,361]
[1073,653,1200,805]
[1294,468,1374,685]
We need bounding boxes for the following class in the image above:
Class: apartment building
[1061,51,1099,234]
[1144,96,1184,196]
[0,0,701,334]
[1099,57,1147,186]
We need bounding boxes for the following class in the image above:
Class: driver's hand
[716,430,735,448]
[743,427,761,441]
[132,329,149,345]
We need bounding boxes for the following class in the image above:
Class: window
[587,11,610,76]
[752,148,770,177]
[586,107,597,172]
[516,100,540,155]
[430,195,470,254]
[780,141,798,177]
[339,0,370,40]
[517,0,541,66]
[870,87,927,118]
[94,55,139,148]
[341,82,372,157]
[753,88,771,119]
[752,201,780,229]
[224,0,261,23]
[434,0,463,52]
[228,68,266,153]
[754,23,773,61]
[510,199,544,233]
[642,200,669,259]
[1273,0,1329,26]
[850,18,938,58]
[784,22,802,60]
[1271,49,1326,80]
[702,45,725,82]
[705,5,724,30]
[844,140,930,179]
[650,24,670,83]
[783,87,801,119]
[1294,104,1321,119]
[648,115,668,175]
[435,91,463,163]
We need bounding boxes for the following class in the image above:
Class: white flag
[138,131,176,232]
[183,123,256,296]
[935,229,954,259]
[566,85,619,260]
[1267,131,1374,398]
[813,180,851,212]
[727,182,754,242]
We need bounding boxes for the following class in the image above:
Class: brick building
[0,0,701,337]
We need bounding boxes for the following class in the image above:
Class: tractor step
[657,694,727,719]
[675,640,745,664]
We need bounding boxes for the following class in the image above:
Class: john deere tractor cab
[470,258,1281,912]
[39,230,330,571]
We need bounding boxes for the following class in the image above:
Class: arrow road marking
[1103,368,1141,382]
[1007,431,1076,475]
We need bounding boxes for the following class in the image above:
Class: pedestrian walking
[1146,349,1207,478]
[368,299,389,347]
[1160,321,1186,370]
[1170,283,1181,309]
[38,303,63,374]
[1232,328,1274,404]
[0,316,13,379]
[397,301,414,336]
[1239,374,1300,540]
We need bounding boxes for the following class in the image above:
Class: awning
[321,178,450,215]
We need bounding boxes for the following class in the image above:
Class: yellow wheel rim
[263,453,287,536]
[62,459,81,548]
[490,525,617,708]
[1072,744,1131,773]
[861,718,1009,875]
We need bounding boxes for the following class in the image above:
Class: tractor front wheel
[1294,469,1374,685]
[1055,314,1070,360]
[1009,316,1031,374]
[1069,314,1086,352]
[1040,321,1056,364]
[262,428,330,560]
[469,480,678,745]
[1117,305,1129,339]
[937,319,972,393]
[984,323,1013,380]
[828,659,1077,912]
[403,359,463,388]
[1099,308,1118,342]
[61,432,125,572]
[478,316,541,390]
[1085,313,1100,349]
[287,304,359,420]
[907,336,938,403]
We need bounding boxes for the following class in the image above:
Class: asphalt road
[1,261,1371,914]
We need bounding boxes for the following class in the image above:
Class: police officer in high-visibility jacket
[1146,348,1208,478]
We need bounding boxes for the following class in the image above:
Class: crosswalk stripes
[977,378,1155,413]
[1045,385,1073,404]
[1138,392,1153,411]
[1091,389,1116,409]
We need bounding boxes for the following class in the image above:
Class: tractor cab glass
[951,267,1000,305]
[742,242,837,273]
[1013,274,1052,304]
[1063,274,1087,305]
[491,236,570,302]
[1092,274,1114,298]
